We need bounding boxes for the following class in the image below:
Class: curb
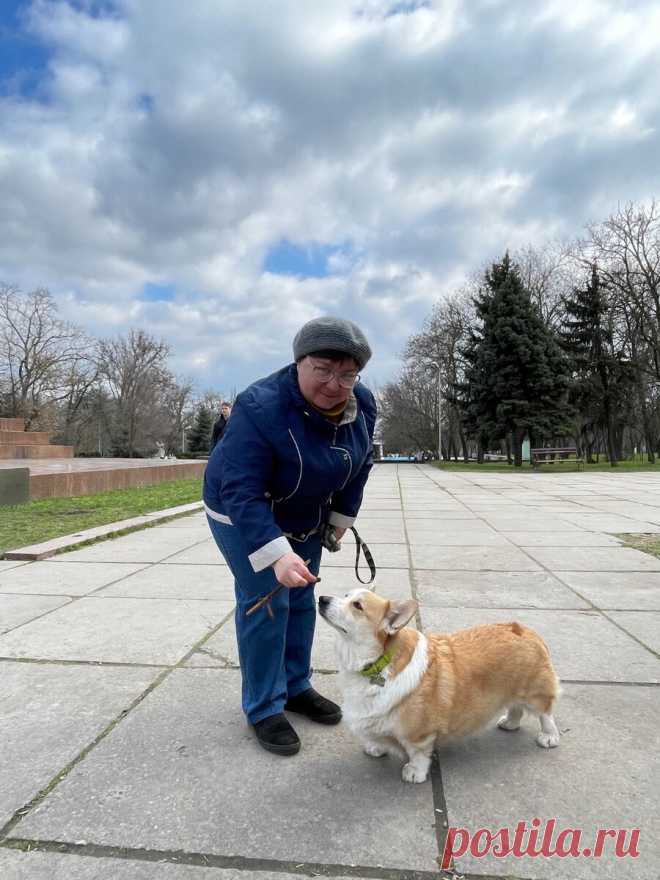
[3,501,204,561]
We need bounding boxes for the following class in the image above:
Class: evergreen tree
[454,292,496,461]
[187,405,213,453]
[460,253,572,466]
[559,265,632,465]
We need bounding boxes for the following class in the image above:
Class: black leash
[322,524,376,586]
[349,526,376,585]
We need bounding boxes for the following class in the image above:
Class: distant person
[203,316,376,756]
[209,402,232,452]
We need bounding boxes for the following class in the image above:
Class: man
[209,402,232,452]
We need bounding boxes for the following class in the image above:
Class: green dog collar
[360,650,394,687]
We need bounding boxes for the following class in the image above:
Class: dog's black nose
[318,595,331,607]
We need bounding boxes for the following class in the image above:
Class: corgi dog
[318,589,560,783]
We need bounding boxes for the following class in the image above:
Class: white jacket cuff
[329,511,356,529]
[249,536,293,573]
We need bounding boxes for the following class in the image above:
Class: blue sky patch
[386,1,431,16]
[137,93,155,113]
[264,240,350,279]
[0,0,51,98]
[141,282,176,302]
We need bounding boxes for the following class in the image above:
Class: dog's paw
[402,762,428,783]
[497,714,521,732]
[536,732,560,749]
[363,743,387,758]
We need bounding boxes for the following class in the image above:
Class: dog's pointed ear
[381,599,417,634]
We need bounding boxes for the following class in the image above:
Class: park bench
[531,447,584,471]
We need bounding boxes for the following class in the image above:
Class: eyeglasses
[307,359,360,389]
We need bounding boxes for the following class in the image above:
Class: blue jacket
[203,364,377,572]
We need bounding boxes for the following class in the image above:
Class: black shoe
[284,688,342,725]
[252,713,301,755]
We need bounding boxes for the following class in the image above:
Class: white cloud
[1,0,659,392]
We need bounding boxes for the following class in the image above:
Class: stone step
[0,418,25,431]
[0,444,74,459]
[0,431,51,444]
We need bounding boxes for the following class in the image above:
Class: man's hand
[273,553,317,588]
[333,526,347,543]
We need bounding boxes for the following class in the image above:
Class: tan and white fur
[318,590,561,783]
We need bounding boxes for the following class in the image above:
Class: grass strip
[617,533,660,560]
[0,478,203,556]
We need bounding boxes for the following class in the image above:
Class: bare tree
[96,330,172,457]
[514,241,574,329]
[402,291,475,460]
[378,363,439,455]
[0,285,94,427]
[573,201,660,459]
[161,378,196,454]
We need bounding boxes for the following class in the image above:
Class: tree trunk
[584,429,595,464]
[459,425,469,463]
[512,428,524,467]
[639,388,656,464]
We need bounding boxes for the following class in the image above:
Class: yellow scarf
[311,401,347,423]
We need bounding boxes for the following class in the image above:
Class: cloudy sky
[1,0,659,395]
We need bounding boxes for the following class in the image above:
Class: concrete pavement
[1,464,659,879]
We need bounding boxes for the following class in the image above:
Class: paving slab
[350,508,407,519]
[440,683,659,880]
[478,516,585,531]
[15,669,440,873]
[411,545,542,571]
[0,597,234,664]
[151,514,207,529]
[0,662,157,828]
[358,500,403,510]
[0,561,29,573]
[0,594,72,633]
[402,510,476,521]
[419,607,660,682]
[607,611,660,654]
[502,531,623,547]
[355,519,407,534]
[406,527,510,546]
[522,546,660,572]
[95,563,236,602]
[162,539,229,565]
[560,514,660,533]
[54,535,206,565]
[0,561,148,597]
[556,571,660,610]
[140,526,211,542]
[320,566,412,599]
[3,504,205,561]
[0,849,375,880]
[4,466,660,879]
[184,605,341,672]
[414,570,590,609]
[321,542,410,568]
[343,521,407,542]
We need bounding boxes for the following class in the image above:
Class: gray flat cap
[293,316,372,369]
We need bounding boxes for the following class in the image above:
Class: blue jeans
[206,516,323,724]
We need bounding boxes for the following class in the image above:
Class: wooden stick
[246,559,320,617]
